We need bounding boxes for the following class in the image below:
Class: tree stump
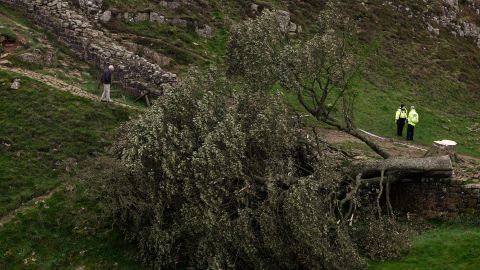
[424,140,458,162]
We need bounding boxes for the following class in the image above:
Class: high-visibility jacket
[408,109,419,126]
[395,108,408,120]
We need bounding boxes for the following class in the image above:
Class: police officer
[395,104,408,136]
[406,106,419,141]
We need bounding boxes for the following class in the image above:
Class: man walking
[395,104,408,136]
[406,106,419,141]
[100,64,114,103]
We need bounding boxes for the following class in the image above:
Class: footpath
[0,65,140,111]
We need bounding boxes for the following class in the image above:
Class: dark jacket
[101,69,112,84]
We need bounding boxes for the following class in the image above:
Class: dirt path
[317,128,428,158]
[0,185,63,227]
[0,65,141,111]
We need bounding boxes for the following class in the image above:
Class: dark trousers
[396,118,406,136]
[406,124,415,140]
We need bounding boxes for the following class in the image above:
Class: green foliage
[93,68,367,269]
[351,216,413,261]
[226,11,285,89]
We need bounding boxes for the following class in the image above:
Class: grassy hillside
[0,70,130,215]
[100,0,480,155]
[347,0,480,156]
[0,5,140,107]
[0,192,143,269]
[0,0,479,269]
[0,70,142,269]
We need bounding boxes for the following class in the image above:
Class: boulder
[134,12,149,22]
[150,12,165,23]
[276,10,290,33]
[100,10,111,23]
[196,25,213,38]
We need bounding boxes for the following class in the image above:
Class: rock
[100,10,111,23]
[251,3,259,14]
[297,25,303,33]
[134,12,149,22]
[0,59,12,66]
[17,48,55,65]
[17,52,42,63]
[150,12,165,23]
[276,10,290,33]
[196,25,213,38]
[167,18,188,27]
[123,12,132,22]
[159,1,181,9]
[10,78,21,90]
[288,22,297,33]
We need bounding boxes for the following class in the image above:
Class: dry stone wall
[392,180,480,218]
[0,0,176,97]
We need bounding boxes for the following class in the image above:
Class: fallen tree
[347,155,453,180]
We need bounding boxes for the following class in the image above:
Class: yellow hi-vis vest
[408,110,419,126]
[396,108,408,120]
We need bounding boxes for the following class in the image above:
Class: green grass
[0,4,34,27]
[0,70,143,269]
[0,192,143,269]
[1,4,145,109]
[104,0,153,10]
[369,221,480,269]
[277,1,480,157]
[0,26,16,42]
[0,70,131,216]
[352,75,480,157]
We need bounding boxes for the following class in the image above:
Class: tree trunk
[348,128,392,159]
[424,140,458,163]
[322,117,392,159]
[347,155,453,180]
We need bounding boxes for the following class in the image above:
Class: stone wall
[0,0,176,97]
[391,180,480,219]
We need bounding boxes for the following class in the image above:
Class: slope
[95,0,480,155]
[0,68,143,269]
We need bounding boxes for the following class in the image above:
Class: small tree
[226,4,391,159]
